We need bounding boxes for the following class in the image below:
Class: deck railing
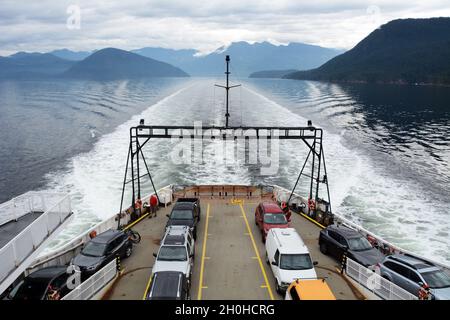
[345,257,418,300]
[62,259,118,300]
[0,193,72,294]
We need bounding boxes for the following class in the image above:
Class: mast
[215,55,240,127]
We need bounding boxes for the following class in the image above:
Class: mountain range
[132,41,343,76]
[0,41,343,80]
[62,48,188,80]
[284,18,450,85]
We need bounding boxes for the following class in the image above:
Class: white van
[265,228,317,293]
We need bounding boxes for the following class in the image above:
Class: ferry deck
[105,191,363,300]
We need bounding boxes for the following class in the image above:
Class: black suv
[72,229,132,279]
[319,225,384,267]
[145,271,190,300]
[5,266,71,300]
[166,198,201,239]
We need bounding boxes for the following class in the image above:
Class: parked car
[5,266,71,300]
[72,229,133,280]
[319,224,384,267]
[152,226,195,280]
[265,228,317,294]
[285,279,336,300]
[145,271,190,300]
[380,254,450,300]
[166,198,201,240]
[255,202,290,242]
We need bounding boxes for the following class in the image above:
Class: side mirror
[153,253,157,258]
[271,261,277,266]
[313,261,318,266]
[166,214,170,218]
[190,254,194,258]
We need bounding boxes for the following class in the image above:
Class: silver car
[380,254,450,300]
[152,226,195,281]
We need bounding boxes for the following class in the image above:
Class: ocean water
[0,78,449,264]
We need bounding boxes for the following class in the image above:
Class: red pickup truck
[254,202,290,242]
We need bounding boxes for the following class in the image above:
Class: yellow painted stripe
[239,203,274,300]
[124,212,150,230]
[142,271,153,300]
[297,211,326,229]
[197,203,210,300]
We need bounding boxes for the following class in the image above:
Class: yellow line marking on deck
[239,203,274,300]
[197,203,210,300]
[142,271,153,300]
[260,285,268,288]
[202,286,208,289]
[297,211,326,229]
[124,212,150,230]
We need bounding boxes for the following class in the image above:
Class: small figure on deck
[281,201,291,222]
[418,283,431,300]
[133,198,142,221]
[148,194,159,218]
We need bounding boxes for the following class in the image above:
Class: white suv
[152,226,195,281]
[265,228,318,293]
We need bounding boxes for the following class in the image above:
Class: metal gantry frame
[117,55,332,226]
[118,124,333,225]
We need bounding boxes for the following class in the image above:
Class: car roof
[27,266,67,280]
[91,229,122,244]
[261,202,283,213]
[387,254,435,270]
[163,235,186,245]
[291,279,336,300]
[327,224,362,238]
[149,271,184,298]
[270,228,309,254]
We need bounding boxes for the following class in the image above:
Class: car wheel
[125,245,132,258]
[265,253,269,265]
[320,242,328,255]
[275,280,282,294]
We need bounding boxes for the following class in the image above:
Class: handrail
[0,193,72,294]
[62,259,118,300]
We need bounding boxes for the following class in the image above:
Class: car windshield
[157,246,187,261]
[82,241,106,257]
[11,279,48,300]
[170,209,193,220]
[422,270,450,289]
[347,237,372,251]
[280,254,313,270]
[264,213,287,225]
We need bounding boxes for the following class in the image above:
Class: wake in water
[39,79,449,265]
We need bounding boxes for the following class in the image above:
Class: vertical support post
[135,128,141,200]
[225,55,230,128]
[308,131,316,215]
[315,130,323,204]
[130,129,136,211]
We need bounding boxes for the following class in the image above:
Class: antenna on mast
[215,55,241,127]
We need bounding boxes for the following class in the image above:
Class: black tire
[320,242,328,255]
[127,230,141,244]
[275,280,282,294]
[265,252,269,265]
[193,228,197,241]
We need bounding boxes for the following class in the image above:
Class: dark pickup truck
[165,198,201,240]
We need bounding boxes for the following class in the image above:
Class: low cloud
[0,0,449,55]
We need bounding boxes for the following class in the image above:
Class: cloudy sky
[1,0,449,56]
